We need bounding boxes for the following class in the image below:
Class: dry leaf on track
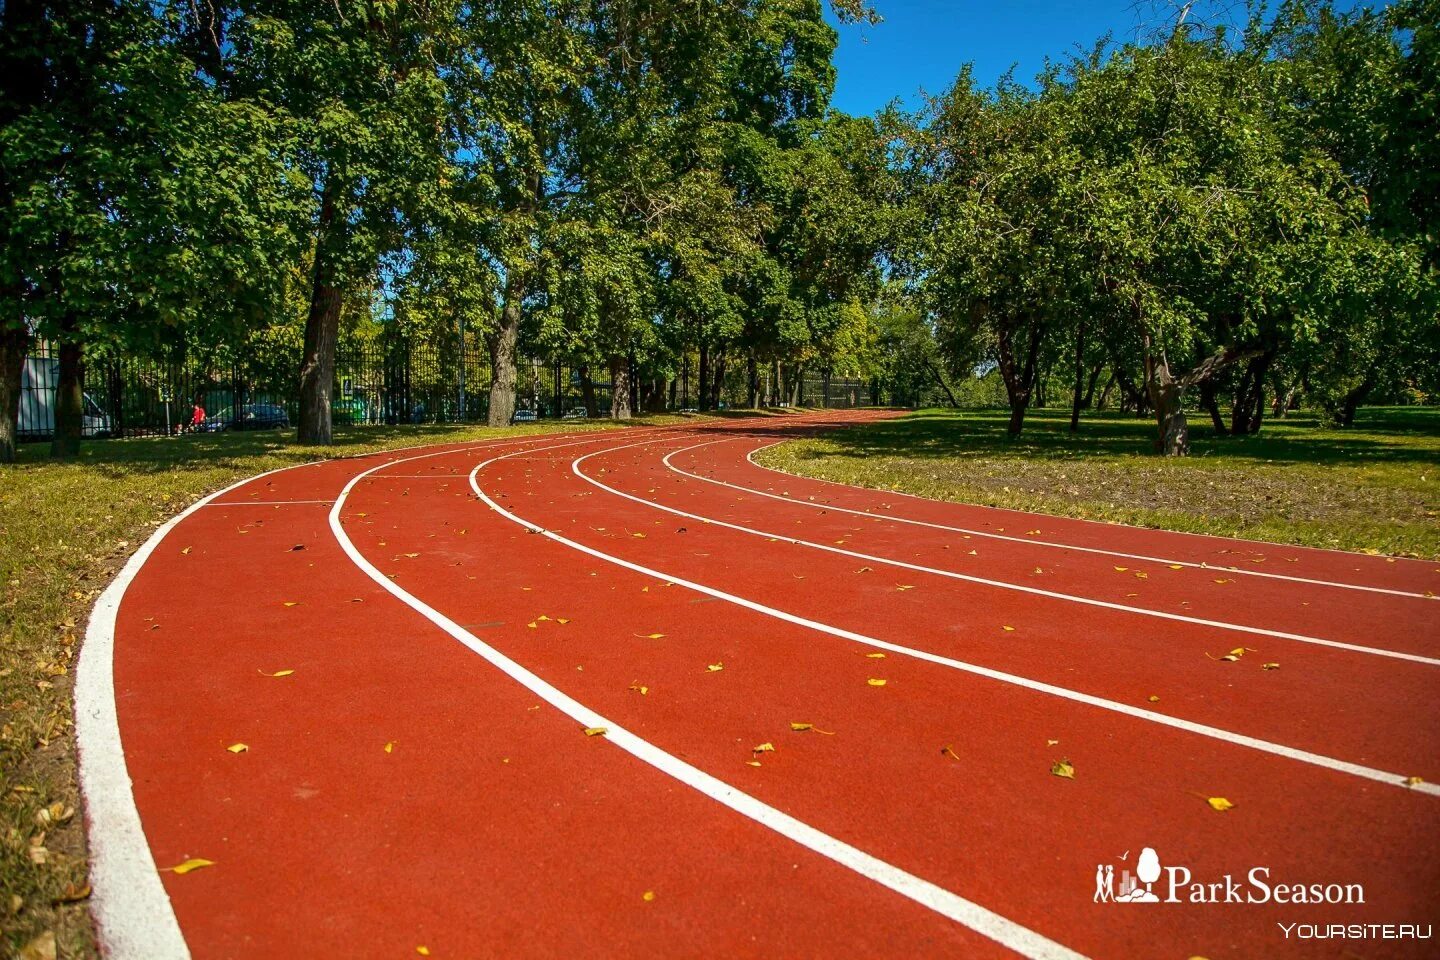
[164,858,216,875]
[1051,759,1075,780]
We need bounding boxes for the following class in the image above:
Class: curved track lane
[89,413,1440,959]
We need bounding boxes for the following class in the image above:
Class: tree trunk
[1143,344,1189,457]
[697,343,710,411]
[50,320,83,458]
[1230,352,1273,435]
[996,319,1041,436]
[487,274,522,426]
[1095,371,1116,410]
[746,353,759,408]
[923,357,960,407]
[0,324,26,463]
[1069,317,1086,432]
[1081,362,1103,409]
[579,365,598,418]
[609,354,632,419]
[1199,379,1228,436]
[1339,377,1372,427]
[789,365,802,406]
[709,350,726,409]
[297,183,342,444]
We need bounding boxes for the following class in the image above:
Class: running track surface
[82,412,1440,959]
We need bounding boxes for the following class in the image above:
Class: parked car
[562,408,588,419]
[200,403,291,432]
[17,355,113,439]
[511,408,539,424]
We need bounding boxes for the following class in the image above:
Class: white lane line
[202,499,335,507]
[73,427,678,960]
[669,438,1439,602]
[742,440,1439,595]
[77,466,305,960]
[328,440,1087,960]
[575,438,1439,667]
[472,445,1440,798]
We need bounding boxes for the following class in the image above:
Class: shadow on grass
[793,406,1440,467]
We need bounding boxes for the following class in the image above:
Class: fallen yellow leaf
[164,858,215,875]
[642,890,656,902]
[1114,566,1128,572]
[282,601,299,607]
[629,681,649,695]
[896,584,914,591]
[417,948,430,957]
[867,678,887,687]
[634,633,666,639]
[790,722,813,731]
[384,741,395,753]
[258,669,294,678]
[19,931,56,960]
[941,744,961,761]
[1262,662,1280,670]
[1051,760,1075,780]
[1001,625,1015,632]
[1168,564,1184,570]
[181,547,192,555]
[753,742,775,754]
[1148,695,1160,703]
[226,743,248,754]
[1207,797,1234,812]
[706,662,723,672]
[583,727,607,737]
[1403,775,1424,787]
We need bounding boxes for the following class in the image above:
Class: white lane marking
[743,440,1439,593]
[73,427,669,960]
[575,438,1439,666]
[202,499,334,507]
[323,440,1090,959]
[77,467,302,959]
[472,447,1440,798]
[676,438,1439,601]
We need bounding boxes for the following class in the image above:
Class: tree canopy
[1,0,1433,459]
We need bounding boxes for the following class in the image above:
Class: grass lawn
[758,406,1440,559]
[0,414,697,957]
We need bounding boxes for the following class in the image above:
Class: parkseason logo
[1093,847,1367,905]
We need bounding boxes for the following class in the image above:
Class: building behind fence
[17,336,900,442]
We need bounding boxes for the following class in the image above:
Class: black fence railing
[16,338,896,442]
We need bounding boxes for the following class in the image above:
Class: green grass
[0,413,699,958]
[757,406,1440,559]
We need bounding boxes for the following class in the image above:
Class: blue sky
[825,1,1373,116]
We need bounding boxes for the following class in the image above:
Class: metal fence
[16,338,894,442]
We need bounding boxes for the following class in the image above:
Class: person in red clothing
[190,398,206,432]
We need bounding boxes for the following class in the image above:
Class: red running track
[87,412,1440,959]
